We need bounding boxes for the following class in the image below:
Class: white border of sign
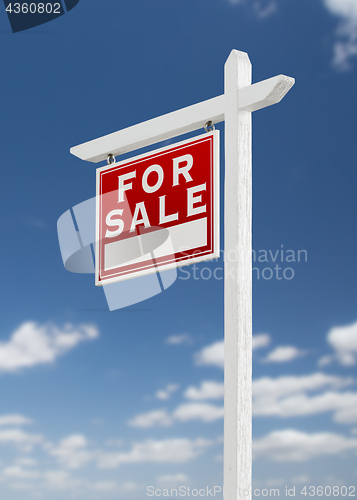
[95,130,220,286]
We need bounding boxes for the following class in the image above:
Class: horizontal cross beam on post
[70,74,294,163]
[239,74,295,112]
[71,95,224,163]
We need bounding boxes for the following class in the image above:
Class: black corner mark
[3,0,80,33]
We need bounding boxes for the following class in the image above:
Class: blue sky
[1,0,357,497]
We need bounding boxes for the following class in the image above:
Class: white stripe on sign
[105,249,152,271]
[104,217,207,272]
[155,217,207,257]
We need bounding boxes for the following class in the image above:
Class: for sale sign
[95,131,220,286]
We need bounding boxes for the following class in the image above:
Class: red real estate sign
[95,131,220,285]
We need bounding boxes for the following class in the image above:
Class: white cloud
[264,477,286,486]
[15,458,37,467]
[127,410,173,428]
[255,390,357,421]
[47,435,94,469]
[264,478,285,487]
[333,394,357,423]
[224,0,277,19]
[184,381,224,400]
[0,422,216,491]
[253,372,355,420]
[156,384,179,400]
[0,322,99,372]
[292,475,311,484]
[122,481,140,492]
[253,372,352,399]
[44,470,83,490]
[322,0,357,69]
[156,391,170,400]
[0,414,32,426]
[97,438,213,469]
[253,1,277,18]
[317,355,334,367]
[0,428,44,452]
[225,0,357,68]
[132,372,357,427]
[173,403,224,423]
[7,482,34,490]
[92,481,119,491]
[195,334,270,369]
[332,39,357,70]
[157,473,189,487]
[262,346,306,363]
[324,320,357,365]
[105,439,123,447]
[165,334,193,345]
[252,334,271,350]
[324,0,357,21]
[195,341,224,369]
[225,0,245,5]
[253,429,357,461]
[1,466,40,480]
[128,400,224,427]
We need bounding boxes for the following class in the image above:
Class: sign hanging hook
[107,154,116,165]
[204,121,215,133]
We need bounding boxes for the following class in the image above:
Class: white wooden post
[224,50,252,500]
[70,49,294,500]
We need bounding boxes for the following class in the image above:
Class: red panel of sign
[95,131,219,285]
